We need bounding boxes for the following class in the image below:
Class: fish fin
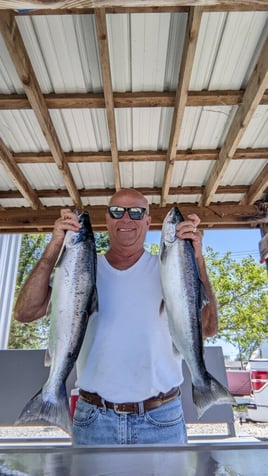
[192,371,236,419]
[172,342,181,357]
[199,280,210,310]
[15,384,73,436]
[159,242,168,263]
[87,284,98,315]
[44,348,52,367]
[46,299,52,317]
[159,299,165,315]
[54,243,67,268]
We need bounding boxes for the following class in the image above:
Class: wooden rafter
[161,6,202,207]
[0,203,263,234]
[10,148,268,164]
[0,11,82,209]
[95,8,121,191]
[1,90,268,110]
[0,184,254,200]
[0,138,43,210]
[1,1,268,10]
[200,34,268,207]
[241,162,268,205]
[0,4,267,233]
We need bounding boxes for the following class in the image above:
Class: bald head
[109,188,149,213]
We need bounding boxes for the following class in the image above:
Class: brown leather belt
[79,387,180,414]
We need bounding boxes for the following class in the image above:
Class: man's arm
[14,209,81,323]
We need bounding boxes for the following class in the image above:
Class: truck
[226,342,268,422]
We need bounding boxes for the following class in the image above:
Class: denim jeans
[73,395,187,445]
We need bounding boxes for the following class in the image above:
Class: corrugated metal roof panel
[239,106,268,148]
[0,110,48,152]
[191,11,268,90]
[0,35,23,93]
[20,163,64,189]
[16,14,102,94]
[179,106,235,149]
[222,159,267,186]
[50,109,110,152]
[106,12,187,92]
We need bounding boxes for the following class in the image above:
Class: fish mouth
[162,207,183,243]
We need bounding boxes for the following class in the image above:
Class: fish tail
[15,384,73,435]
[193,372,235,419]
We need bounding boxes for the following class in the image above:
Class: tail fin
[193,372,235,419]
[15,384,73,436]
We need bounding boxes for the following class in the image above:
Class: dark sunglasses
[107,206,147,220]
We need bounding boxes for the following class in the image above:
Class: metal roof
[0,2,267,232]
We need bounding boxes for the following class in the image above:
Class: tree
[8,233,51,349]
[205,246,268,362]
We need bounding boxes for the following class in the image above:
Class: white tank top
[76,251,183,402]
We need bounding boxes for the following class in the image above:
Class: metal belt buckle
[113,403,131,414]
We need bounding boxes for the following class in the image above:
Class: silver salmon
[16,210,98,434]
[159,206,234,418]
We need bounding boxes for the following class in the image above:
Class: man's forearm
[14,241,61,323]
[196,254,218,338]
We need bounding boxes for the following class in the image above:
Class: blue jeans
[73,395,187,445]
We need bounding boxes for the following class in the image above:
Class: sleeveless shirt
[76,250,183,402]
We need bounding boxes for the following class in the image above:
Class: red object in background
[226,370,251,396]
[250,370,268,392]
[70,388,79,419]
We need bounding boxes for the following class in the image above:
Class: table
[1,442,268,476]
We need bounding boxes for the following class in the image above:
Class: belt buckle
[113,403,131,414]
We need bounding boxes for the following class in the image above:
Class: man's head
[106,188,151,252]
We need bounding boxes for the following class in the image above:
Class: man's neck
[105,247,145,270]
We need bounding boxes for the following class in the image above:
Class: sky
[145,227,263,360]
[145,228,262,260]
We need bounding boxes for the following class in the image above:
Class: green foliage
[205,246,268,361]
[9,233,51,349]
[95,232,110,253]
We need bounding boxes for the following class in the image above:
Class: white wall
[0,234,22,349]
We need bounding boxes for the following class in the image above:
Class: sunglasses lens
[128,208,145,220]
[108,206,146,220]
[108,207,125,219]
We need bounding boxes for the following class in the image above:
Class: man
[14,188,218,445]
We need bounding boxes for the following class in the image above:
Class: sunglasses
[107,206,147,220]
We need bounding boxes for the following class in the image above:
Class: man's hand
[175,213,203,259]
[51,209,82,247]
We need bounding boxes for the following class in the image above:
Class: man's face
[106,190,151,251]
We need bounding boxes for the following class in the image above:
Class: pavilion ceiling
[0,1,267,233]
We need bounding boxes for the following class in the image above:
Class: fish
[16,210,98,435]
[159,206,234,418]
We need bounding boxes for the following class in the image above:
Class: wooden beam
[95,8,121,191]
[0,183,252,200]
[241,162,268,205]
[1,1,268,10]
[0,202,264,234]
[2,90,268,109]
[0,138,43,210]
[201,34,268,207]
[161,6,202,206]
[0,11,82,209]
[10,147,268,163]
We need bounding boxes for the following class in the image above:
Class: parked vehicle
[247,359,268,422]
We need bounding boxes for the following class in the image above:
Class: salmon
[16,210,98,434]
[159,206,234,418]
